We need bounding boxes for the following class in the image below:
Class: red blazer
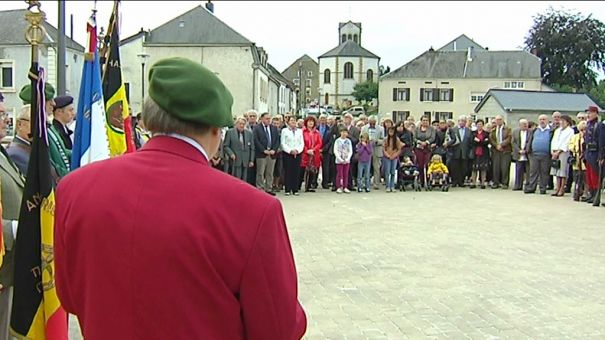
[55,136,306,340]
[300,128,322,169]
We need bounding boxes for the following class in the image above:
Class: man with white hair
[448,115,472,187]
[361,115,385,189]
[6,105,32,175]
[223,117,255,181]
[489,115,512,189]
[550,111,562,130]
[512,118,530,191]
[525,114,552,194]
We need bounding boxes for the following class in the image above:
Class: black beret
[54,95,74,109]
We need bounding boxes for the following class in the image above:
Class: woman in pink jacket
[300,116,323,192]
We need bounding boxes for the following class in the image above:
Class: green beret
[19,82,56,104]
[148,57,234,128]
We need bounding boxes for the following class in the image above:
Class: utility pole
[57,0,66,95]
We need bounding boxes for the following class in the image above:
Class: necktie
[265,126,271,148]
[460,128,465,141]
[239,131,244,147]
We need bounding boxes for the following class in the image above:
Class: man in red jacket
[54,57,307,340]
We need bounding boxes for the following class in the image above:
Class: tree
[525,7,605,90]
[351,81,378,104]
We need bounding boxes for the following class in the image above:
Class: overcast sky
[2,1,605,74]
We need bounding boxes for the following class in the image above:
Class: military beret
[148,57,234,128]
[54,95,74,109]
[19,82,56,104]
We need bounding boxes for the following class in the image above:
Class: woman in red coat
[300,116,323,192]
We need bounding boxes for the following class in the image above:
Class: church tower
[338,21,362,45]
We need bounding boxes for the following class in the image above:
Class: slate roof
[0,9,85,51]
[267,63,294,88]
[383,49,540,79]
[319,40,379,59]
[145,5,252,45]
[339,21,361,29]
[282,54,318,74]
[475,89,602,113]
[437,34,485,52]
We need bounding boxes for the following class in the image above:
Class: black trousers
[450,159,468,186]
[513,160,529,190]
[283,153,301,193]
[321,152,332,187]
[349,157,358,188]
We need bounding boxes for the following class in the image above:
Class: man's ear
[211,126,221,137]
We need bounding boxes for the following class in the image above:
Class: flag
[10,67,68,340]
[102,0,135,156]
[71,12,110,170]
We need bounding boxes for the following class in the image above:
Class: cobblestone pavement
[285,188,605,340]
[68,187,605,339]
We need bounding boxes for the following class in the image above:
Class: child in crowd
[334,125,353,194]
[400,156,420,177]
[356,132,373,192]
[427,154,449,187]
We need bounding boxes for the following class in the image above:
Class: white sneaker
[343,188,351,194]
[336,188,343,194]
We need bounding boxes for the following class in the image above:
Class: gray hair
[344,113,353,119]
[518,118,528,125]
[235,116,247,124]
[19,104,31,120]
[368,115,377,123]
[319,114,328,119]
[458,115,467,122]
[142,98,210,136]
[246,109,258,117]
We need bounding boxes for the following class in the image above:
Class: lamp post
[137,52,150,111]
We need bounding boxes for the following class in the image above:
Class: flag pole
[24,1,46,133]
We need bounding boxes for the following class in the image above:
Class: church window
[353,34,358,44]
[366,69,373,82]
[342,34,346,43]
[347,34,352,41]
[324,69,331,84]
[344,62,354,79]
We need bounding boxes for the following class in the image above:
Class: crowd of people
[208,107,605,206]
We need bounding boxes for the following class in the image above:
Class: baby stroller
[398,163,421,191]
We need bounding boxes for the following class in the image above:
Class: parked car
[349,106,365,116]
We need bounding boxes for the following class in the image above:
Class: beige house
[378,35,550,123]
[319,21,380,109]
[0,9,85,137]
[282,54,319,110]
[119,5,295,117]
[475,89,602,124]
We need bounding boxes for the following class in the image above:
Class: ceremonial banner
[102,0,135,156]
[11,68,68,340]
[72,11,110,170]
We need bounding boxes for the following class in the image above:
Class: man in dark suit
[320,115,334,189]
[511,118,531,191]
[51,95,75,150]
[253,112,280,195]
[448,115,473,187]
[224,117,255,182]
[489,115,513,189]
[6,105,32,175]
[54,58,306,339]
[343,113,360,189]
[0,92,26,340]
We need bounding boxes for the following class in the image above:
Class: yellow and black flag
[102,0,135,156]
[10,67,67,339]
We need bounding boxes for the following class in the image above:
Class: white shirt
[155,133,210,161]
[280,127,304,154]
[551,126,574,152]
[519,130,528,161]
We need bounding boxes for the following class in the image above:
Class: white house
[319,21,380,109]
[0,9,85,136]
[119,5,295,117]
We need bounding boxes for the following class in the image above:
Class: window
[366,69,374,82]
[392,111,410,122]
[504,81,525,89]
[347,34,352,41]
[470,93,485,103]
[324,69,331,84]
[439,89,453,102]
[353,34,358,43]
[0,61,14,90]
[423,111,432,121]
[325,93,329,105]
[342,34,346,43]
[293,78,300,86]
[436,112,453,120]
[307,71,313,77]
[306,88,311,96]
[344,62,354,79]
[5,107,15,136]
[420,88,434,101]
[305,79,311,87]
[392,88,410,102]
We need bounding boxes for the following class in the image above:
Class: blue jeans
[384,158,398,190]
[357,161,371,190]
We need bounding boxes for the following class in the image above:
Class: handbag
[551,159,561,169]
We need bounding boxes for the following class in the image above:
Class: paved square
[284,188,605,340]
[68,188,605,339]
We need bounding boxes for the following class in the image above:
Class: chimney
[453,40,457,51]
[467,46,474,62]
[70,14,73,40]
[205,1,214,13]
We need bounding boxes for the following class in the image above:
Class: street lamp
[137,52,150,111]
